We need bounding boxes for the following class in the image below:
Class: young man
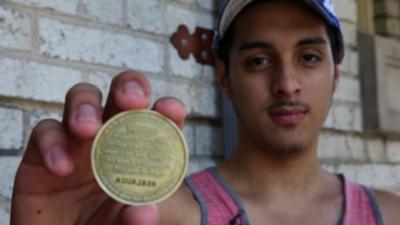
[10,0,400,225]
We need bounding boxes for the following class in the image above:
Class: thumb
[116,204,160,225]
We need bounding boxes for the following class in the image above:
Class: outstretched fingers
[22,83,104,177]
[152,97,187,129]
[23,71,186,179]
[101,71,186,130]
[63,83,103,140]
[103,71,151,121]
[24,119,73,176]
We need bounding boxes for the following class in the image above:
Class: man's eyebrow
[238,37,327,52]
[238,41,273,52]
[296,37,327,46]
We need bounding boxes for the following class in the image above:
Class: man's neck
[217,134,337,204]
[216,134,343,225]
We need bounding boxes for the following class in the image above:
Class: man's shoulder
[157,168,214,225]
[374,189,400,225]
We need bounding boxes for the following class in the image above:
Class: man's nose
[271,63,301,98]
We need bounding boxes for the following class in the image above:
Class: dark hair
[215,0,340,66]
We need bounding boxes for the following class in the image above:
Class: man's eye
[246,57,270,68]
[252,57,267,65]
[300,54,321,63]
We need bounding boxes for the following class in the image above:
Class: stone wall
[0,0,221,224]
[319,0,400,194]
[0,0,399,224]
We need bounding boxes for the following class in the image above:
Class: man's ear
[215,59,232,99]
[332,65,340,92]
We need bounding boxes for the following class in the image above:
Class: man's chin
[260,141,309,158]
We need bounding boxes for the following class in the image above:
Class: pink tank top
[185,167,384,225]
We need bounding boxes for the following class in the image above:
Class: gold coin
[91,110,189,205]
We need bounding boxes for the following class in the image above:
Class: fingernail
[122,81,144,96]
[48,146,70,170]
[77,104,98,123]
[159,97,184,107]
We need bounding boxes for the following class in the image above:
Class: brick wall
[0,0,399,224]
[374,0,400,38]
[0,0,220,223]
[319,0,400,195]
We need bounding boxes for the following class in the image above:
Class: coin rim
[91,109,189,206]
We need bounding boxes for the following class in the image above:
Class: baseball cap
[214,0,345,63]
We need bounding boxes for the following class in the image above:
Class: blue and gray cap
[214,0,345,63]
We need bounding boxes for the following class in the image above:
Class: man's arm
[10,70,187,225]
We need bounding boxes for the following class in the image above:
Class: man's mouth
[268,103,309,126]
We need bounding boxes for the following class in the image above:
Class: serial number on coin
[91,110,189,205]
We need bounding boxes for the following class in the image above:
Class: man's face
[217,2,339,156]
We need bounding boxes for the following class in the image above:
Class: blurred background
[0,0,399,224]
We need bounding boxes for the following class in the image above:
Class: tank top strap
[342,178,384,225]
[185,167,248,225]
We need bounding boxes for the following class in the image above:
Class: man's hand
[10,71,187,225]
